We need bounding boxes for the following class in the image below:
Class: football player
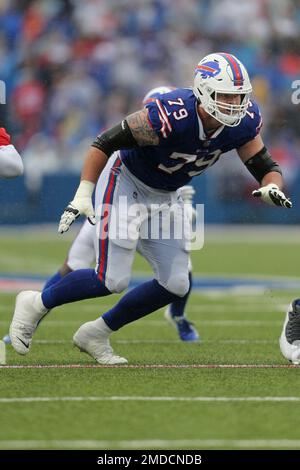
[9,52,292,364]
[3,87,199,345]
[0,127,23,178]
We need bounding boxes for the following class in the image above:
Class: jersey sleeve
[145,91,191,146]
[235,100,263,148]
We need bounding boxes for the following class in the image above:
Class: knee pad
[67,258,92,271]
[105,276,130,294]
[164,274,190,298]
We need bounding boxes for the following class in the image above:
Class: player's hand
[58,199,95,233]
[0,127,11,146]
[58,181,96,233]
[252,183,292,208]
[178,185,195,203]
[178,186,196,224]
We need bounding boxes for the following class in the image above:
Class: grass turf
[0,230,300,449]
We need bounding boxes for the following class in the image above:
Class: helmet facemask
[206,90,251,127]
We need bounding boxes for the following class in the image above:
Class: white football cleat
[73,320,128,365]
[279,300,300,365]
[9,291,49,355]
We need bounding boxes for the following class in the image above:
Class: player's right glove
[58,180,96,233]
[252,183,292,208]
[178,185,195,204]
[0,127,11,146]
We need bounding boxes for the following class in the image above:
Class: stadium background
[0,0,300,224]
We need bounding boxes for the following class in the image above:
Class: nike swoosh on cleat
[16,337,29,349]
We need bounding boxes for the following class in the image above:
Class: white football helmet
[142,86,175,105]
[193,52,252,127]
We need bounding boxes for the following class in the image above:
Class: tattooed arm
[80,109,158,183]
[126,109,159,146]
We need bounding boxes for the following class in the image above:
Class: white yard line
[1,438,300,449]
[30,339,276,345]
[0,395,300,403]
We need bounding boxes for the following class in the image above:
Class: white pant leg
[67,220,96,270]
[94,153,141,293]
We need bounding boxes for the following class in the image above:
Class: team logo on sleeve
[195,61,221,79]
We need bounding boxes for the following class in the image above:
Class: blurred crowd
[0,0,299,194]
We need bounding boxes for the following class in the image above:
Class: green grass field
[1,227,300,450]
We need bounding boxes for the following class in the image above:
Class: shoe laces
[16,321,36,339]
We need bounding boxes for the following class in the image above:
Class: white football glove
[252,183,292,208]
[58,180,96,233]
[178,185,195,204]
[177,186,197,225]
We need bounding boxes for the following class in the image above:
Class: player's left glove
[0,127,11,146]
[252,183,292,208]
[58,180,96,233]
[178,185,197,225]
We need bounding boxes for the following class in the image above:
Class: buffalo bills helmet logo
[195,61,221,79]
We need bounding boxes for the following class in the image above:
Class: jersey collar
[196,108,225,141]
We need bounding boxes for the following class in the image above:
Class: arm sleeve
[91,120,137,157]
[0,145,24,178]
[234,101,263,149]
[244,147,282,183]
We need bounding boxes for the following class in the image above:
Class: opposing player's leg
[9,154,136,359]
[279,299,300,364]
[165,269,200,342]
[165,185,199,341]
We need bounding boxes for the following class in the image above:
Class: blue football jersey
[121,88,262,191]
